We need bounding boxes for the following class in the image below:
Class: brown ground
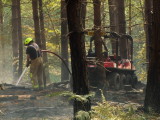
[0,82,145,120]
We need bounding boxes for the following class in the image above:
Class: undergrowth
[91,90,160,120]
[48,90,160,120]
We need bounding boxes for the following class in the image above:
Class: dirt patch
[0,85,73,120]
[0,82,146,120]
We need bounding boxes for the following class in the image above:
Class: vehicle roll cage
[88,32,133,69]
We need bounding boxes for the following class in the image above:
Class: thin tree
[128,0,132,35]
[61,0,69,81]
[108,0,118,54]
[65,0,91,118]
[144,0,160,113]
[17,0,23,76]
[32,0,41,47]
[93,0,107,91]
[144,0,152,69]
[0,0,5,78]
[81,0,87,28]
[12,0,19,80]
[117,0,128,59]
[39,0,50,86]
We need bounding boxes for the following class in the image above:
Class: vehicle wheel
[107,72,120,90]
[132,74,138,88]
[126,74,132,85]
[120,74,126,89]
[69,75,73,90]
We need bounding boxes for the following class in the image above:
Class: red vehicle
[87,32,137,90]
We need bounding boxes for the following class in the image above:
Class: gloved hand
[26,61,31,67]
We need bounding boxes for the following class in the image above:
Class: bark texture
[144,0,160,113]
[39,0,50,86]
[117,0,128,59]
[32,0,41,47]
[108,0,118,54]
[144,0,152,68]
[65,0,91,118]
[12,0,19,80]
[0,0,5,77]
[61,0,69,81]
[93,0,107,90]
[17,0,23,76]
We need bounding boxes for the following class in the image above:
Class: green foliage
[124,0,147,82]
[75,111,91,120]
[61,91,95,102]
[135,43,147,81]
[91,100,146,120]
[91,90,145,120]
[48,91,93,120]
[2,0,11,5]
[46,0,60,9]
[47,91,64,97]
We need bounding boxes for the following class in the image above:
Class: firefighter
[24,38,44,90]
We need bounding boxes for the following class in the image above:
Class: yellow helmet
[24,38,33,45]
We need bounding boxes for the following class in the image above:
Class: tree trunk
[0,0,2,34]
[12,0,19,80]
[81,0,87,28]
[144,0,152,69]
[17,0,23,77]
[108,0,118,54]
[0,0,5,78]
[128,0,132,35]
[32,0,41,47]
[39,0,50,87]
[61,0,69,81]
[93,0,102,60]
[117,0,128,59]
[93,0,107,90]
[144,0,160,113]
[65,0,91,118]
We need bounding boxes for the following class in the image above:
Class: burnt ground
[0,81,146,120]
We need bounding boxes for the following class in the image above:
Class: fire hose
[16,50,72,86]
[41,50,72,75]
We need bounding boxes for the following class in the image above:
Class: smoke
[0,43,13,84]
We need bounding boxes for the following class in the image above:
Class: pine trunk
[12,0,19,80]
[144,0,152,68]
[61,0,69,81]
[65,0,91,118]
[39,0,50,86]
[0,0,5,77]
[17,0,23,77]
[144,0,160,113]
[117,0,128,59]
[108,0,118,54]
[93,0,107,90]
[32,0,41,47]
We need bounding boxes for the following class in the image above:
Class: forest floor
[0,81,146,120]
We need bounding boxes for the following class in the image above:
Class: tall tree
[144,0,152,69]
[81,0,87,28]
[65,0,91,118]
[117,0,128,59]
[39,0,50,86]
[108,0,118,54]
[0,0,2,35]
[61,0,69,81]
[128,0,132,35]
[12,0,19,80]
[93,0,107,90]
[17,0,23,76]
[0,0,5,77]
[32,0,41,47]
[144,0,160,113]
